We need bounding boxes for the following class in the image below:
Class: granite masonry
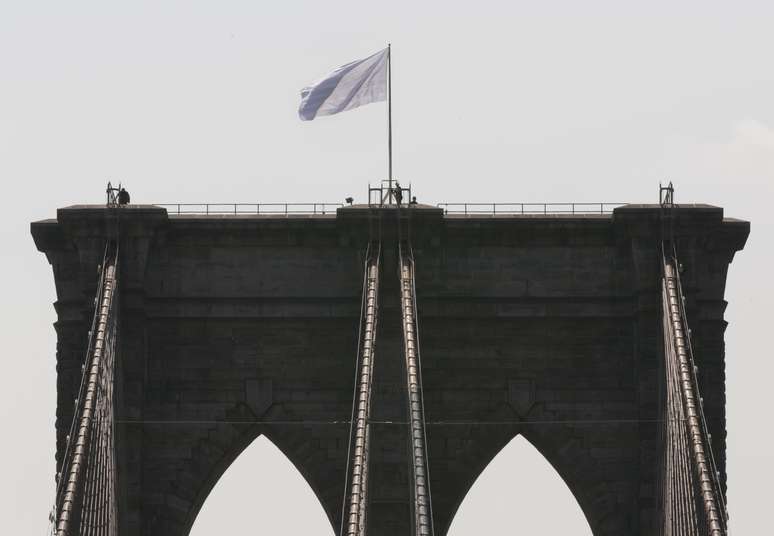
[32,203,748,535]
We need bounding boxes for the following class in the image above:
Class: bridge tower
[33,190,748,535]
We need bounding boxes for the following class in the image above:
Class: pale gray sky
[1,1,772,534]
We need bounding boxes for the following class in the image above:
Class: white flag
[298,48,388,121]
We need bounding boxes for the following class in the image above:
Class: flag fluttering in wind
[298,48,389,121]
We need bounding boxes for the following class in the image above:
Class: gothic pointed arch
[447,434,592,535]
[189,433,332,535]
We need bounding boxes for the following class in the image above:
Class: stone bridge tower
[32,202,748,535]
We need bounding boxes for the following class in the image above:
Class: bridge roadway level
[32,203,748,536]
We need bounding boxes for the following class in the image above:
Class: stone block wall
[32,203,748,535]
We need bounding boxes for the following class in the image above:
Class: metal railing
[155,202,626,216]
[368,180,413,207]
[436,203,626,215]
[156,203,343,215]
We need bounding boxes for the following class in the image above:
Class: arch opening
[189,435,332,535]
[447,435,592,535]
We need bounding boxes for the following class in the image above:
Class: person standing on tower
[394,181,403,205]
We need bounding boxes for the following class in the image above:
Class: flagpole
[387,43,393,204]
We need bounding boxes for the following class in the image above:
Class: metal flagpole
[388,43,393,204]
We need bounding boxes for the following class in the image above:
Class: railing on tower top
[437,203,626,215]
[156,203,344,215]
[153,202,627,215]
[368,180,412,206]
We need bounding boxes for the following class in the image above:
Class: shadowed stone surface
[32,203,748,535]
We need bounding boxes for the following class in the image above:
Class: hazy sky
[2,1,772,534]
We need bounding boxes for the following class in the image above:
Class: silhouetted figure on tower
[394,182,403,206]
[118,187,130,206]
